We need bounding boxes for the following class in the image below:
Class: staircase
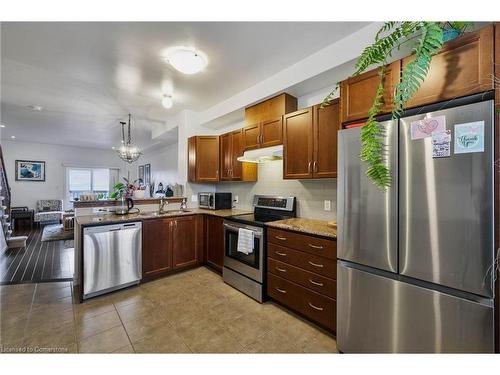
[0,145,13,251]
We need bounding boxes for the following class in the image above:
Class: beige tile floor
[0,267,337,354]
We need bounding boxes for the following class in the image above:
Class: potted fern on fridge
[323,21,472,190]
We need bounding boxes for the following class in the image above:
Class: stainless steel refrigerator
[337,94,496,353]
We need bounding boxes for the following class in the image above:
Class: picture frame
[144,163,151,185]
[138,165,144,183]
[15,160,46,182]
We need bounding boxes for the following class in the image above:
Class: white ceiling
[0,22,368,150]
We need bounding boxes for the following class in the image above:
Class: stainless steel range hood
[237,145,283,163]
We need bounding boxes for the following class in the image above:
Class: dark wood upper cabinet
[403,25,494,109]
[231,130,243,180]
[243,117,283,151]
[142,218,172,279]
[242,123,261,151]
[187,136,220,182]
[340,60,400,124]
[220,130,257,182]
[245,93,297,125]
[172,216,198,269]
[219,132,232,181]
[261,117,283,148]
[313,100,339,178]
[205,215,224,273]
[283,102,339,179]
[243,93,296,152]
[283,108,314,179]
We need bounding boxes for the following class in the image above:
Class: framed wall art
[15,160,46,182]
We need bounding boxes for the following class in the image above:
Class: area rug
[41,224,74,242]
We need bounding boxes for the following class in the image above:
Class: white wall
[217,160,337,221]
[129,143,179,193]
[2,140,132,210]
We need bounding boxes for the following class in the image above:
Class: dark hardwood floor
[0,225,74,285]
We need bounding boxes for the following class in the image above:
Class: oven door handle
[223,223,262,237]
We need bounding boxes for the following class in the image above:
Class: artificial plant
[110,177,143,199]
[323,21,471,190]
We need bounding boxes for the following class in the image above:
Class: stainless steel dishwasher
[83,221,142,299]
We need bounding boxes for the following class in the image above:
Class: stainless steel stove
[223,195,296,302]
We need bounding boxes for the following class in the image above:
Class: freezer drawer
[399,100,495,297]
[337,120,398,272]
[337,262,494,353]
[83,222,142,299]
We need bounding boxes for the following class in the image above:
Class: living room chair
[34,199,63,226]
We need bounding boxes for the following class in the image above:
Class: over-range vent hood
[237,145,283,163]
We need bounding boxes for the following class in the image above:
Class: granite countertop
[75,208,253,226]
[266,218,337,239]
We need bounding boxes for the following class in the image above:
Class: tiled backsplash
[216,160,337,221]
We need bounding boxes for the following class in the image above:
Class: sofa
[34,199,63,226]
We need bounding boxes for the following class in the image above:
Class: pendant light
[117,114,142,163]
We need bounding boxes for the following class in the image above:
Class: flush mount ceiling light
[162,95,173,109]
[26,104,43,111]
[10,136,16,139]
[0,124,5,128]
[116,114,142,163]
[164,46,208,75]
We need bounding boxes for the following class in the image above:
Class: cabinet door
[172,216,198,269]
[283,108,314,179]
[219,132,232,181]
[231,129,244,180]
[403,25,494,109]
[196,136,220,182]
[205,215,224,273]
[187,136,196,183]
[340,61,400,123]
[313,100,339,178]
[142,219,172,278]
[243,123,261,151]
[261,117,283,148]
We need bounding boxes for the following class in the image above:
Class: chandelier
[117,114,142,163]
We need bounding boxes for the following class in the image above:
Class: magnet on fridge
[454,121,484,154]
[432,130,451,158]
[411,115,446,140]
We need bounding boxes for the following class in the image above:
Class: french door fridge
[337,95,495,353]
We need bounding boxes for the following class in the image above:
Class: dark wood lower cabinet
[205,215,224,273]
[142,215,201,281]
[172,216,198,269]
[142,218,172,279]
[267,227,337,332]
[268,273,336,331]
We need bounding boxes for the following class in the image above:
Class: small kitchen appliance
[198,192,232,210]
[115,196,135,215]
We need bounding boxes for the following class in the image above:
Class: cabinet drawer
[268,228,336,259]
[268,242,336,279]
[268,273,336,331]
[268,258,336,298]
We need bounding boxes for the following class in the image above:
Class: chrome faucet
[158,197,169,214]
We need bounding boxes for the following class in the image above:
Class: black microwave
[198,192,232,210]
